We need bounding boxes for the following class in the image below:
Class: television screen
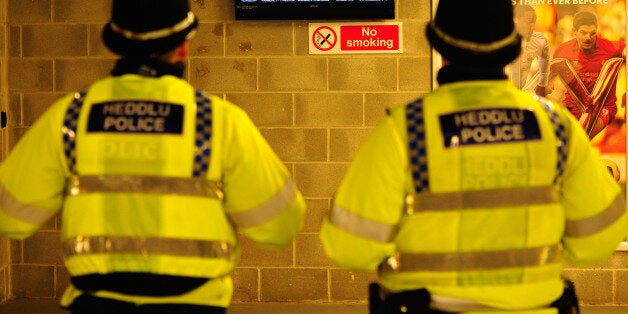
[235,0,395,20]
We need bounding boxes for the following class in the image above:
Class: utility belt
[368,280,580,314]
[71,272,210,297]
[68,294,226,314]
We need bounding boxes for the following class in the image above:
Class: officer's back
[320,0,627,313]
[0,1,306,313]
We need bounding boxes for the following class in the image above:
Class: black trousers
[69,294,227,314]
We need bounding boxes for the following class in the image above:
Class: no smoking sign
[309,22,402,54]
[312,26,337,51]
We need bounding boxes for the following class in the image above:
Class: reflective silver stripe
[63,236,232,259]
[329,204,395,243]
[109,12,196,41]
[429,21,520,53]
[228,179,297,228]
[565,195,625,237]
[380,245,560,273]
[66,175,224,200]
[0,184,58,225]
[406,186,558,214]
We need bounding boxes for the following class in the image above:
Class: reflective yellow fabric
[0,183,58,226]
[462,309,558,314]
[0,73,305,308]
[321,80,626,311]
[60,76,237,285]
[62,74,304,305]
[0,91,72,239]
[329,204,395,243]
[228,178,298,228]
[564,194,624,237]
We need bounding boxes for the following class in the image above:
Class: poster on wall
[510,1,627,251]
[431,0,627,249]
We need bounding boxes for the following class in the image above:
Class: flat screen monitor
[235,0,395,20]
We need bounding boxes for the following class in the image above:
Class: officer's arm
[320,115,405,271]
[0,96,71,239]
[221,103,305,248]
[558,109,627,267]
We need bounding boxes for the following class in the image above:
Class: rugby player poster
[432,0,626,183]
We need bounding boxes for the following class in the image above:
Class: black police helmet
[425,0,522,67]
[102,0,199,57]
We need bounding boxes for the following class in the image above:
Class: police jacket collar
[111,57,185,78]
[436,64,507,85]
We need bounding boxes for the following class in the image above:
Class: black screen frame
[235,1,395,21]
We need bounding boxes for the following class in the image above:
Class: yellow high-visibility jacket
[321,80,626,311]
[0,73,305,308]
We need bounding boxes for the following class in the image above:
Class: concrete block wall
[0,0,8,304]
[0,0,625,307]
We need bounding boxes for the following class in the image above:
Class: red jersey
[552,36,625,124]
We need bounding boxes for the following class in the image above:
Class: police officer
[0,1,305,313]
[320,0,627,313]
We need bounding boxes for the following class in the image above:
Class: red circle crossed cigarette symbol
[312,26,337,51]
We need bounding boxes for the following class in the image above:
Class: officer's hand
[535,86,546,97]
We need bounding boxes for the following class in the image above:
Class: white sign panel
[309,22,403,54]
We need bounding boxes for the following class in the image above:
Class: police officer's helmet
[425,0,522,67]
[102,0,199,57]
